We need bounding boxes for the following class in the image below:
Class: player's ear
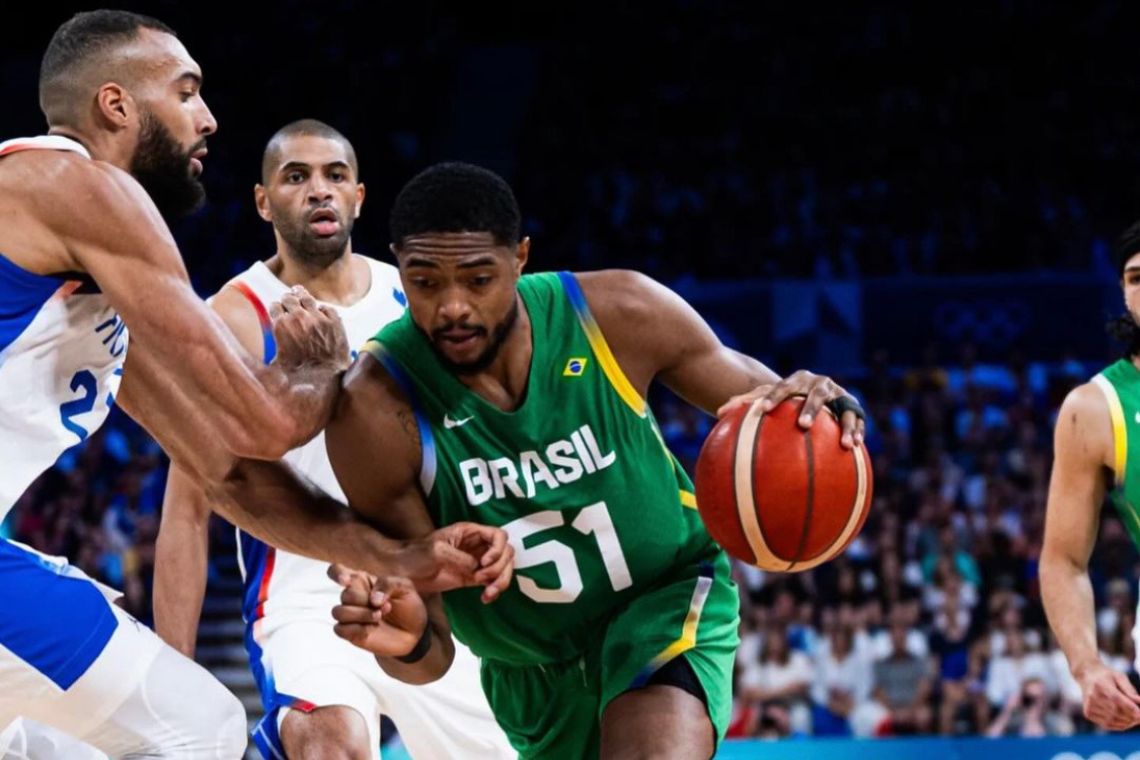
[253,184,272,222]
[515,237,530,275]
[95,83,131,130]
[354,182,365,219]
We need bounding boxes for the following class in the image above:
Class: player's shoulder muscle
[327,352,421,501]
[575,268,716,386]
[1055,381,1114,470]
[24,154,182,276]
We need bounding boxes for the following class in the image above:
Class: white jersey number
[503,502,633,604]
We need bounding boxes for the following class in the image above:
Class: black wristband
[395,624,433,664]
[826,394,865,422]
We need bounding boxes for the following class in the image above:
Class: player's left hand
[328,564,429,658]
[716,369,865,449]
[401,522,515,603]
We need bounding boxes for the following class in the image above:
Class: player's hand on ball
[1076,661,1140,731]
[269,285,350,370]
[716,369,865,449]
[401,522,514,603]
[328,565,428,658]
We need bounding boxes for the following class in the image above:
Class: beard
[130,110,205,220]
[425,297,521,376]
[1108,311,1140,358]
[273,206,354,268]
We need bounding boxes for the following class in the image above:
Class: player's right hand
[400,522,514,603]
[269,285,350,370]
[328,565,429,658]
[1077,661,1140,730]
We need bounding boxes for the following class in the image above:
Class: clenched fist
[269,285,350,370]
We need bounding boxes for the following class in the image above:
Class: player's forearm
[1040,549,1100,676]
[153,500,211,657]
[271,362,343,450]
[376,616,455,685]
[211,459,406,577]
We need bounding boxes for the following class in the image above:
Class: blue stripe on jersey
[369,344,437,495]
[0,540,117,689]
[0,252,64,356]
[238,529,270,624]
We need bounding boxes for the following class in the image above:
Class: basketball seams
[791,439,870,571]
[733,401,784,568]
[787,429,815,571]
[726,402,756,564]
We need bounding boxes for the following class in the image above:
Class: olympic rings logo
[933,301,1030,344]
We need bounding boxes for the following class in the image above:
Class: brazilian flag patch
[563,357,588,377]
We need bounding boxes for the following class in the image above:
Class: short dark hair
[389,162,521,249]
[1109,219,1140,357]
[261,119,358,184]
[1115,218,1140,276]
[40,10,176,124]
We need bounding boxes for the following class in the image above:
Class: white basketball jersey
[0,136,128,514]
[229,256,408,629]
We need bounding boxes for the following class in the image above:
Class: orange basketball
[694,397,872,572]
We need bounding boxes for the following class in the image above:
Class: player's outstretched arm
[209,353,513,598]
[153,463,213,657]
[576,270,864,446]
[1041,382,1140,730]
[50,158,343,474]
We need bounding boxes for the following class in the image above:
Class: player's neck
[267,249,371,307]
[46,127,128,169]
[454,296,534,411]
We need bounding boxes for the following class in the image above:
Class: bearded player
[0,12,505,757]
[1042,220,1140,731]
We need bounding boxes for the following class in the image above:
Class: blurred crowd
[8,3,1140,290]
[11,339,1139,741]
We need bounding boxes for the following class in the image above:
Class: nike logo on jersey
[444,414,474,429]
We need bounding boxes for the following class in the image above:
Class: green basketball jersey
[366,271,723,665]
[1093,358,1140,546]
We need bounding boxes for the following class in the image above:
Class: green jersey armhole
[1092,373,1127,488]
[361,339,438,497]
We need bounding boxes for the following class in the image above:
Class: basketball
[694,398,873,572]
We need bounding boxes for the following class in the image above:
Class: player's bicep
[326,354,433,539]
[581,270,779,414]
[1043,384,1114,567]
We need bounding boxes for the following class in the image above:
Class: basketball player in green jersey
[1042,221,1140,732]
[318,162,866,759]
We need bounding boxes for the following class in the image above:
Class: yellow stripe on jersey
[1093,373,1128,487]
[558,272,647,417]
[679,490,698,510]
[633,569,714,684]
